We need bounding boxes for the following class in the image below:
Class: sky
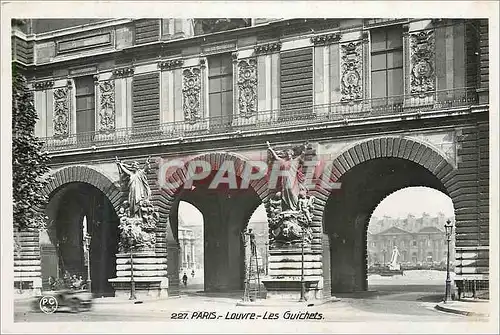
[178,186,455,225]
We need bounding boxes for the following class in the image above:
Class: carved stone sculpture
[266,141,315,248]
[98,80,115,133]
[410,30,435,97]
[116,157,158,252]
[182,67,202,124]
[237,59,257,118]
[53,87,70,139]
[340,42,363,102]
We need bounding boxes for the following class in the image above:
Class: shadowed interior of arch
[322,157,453,294]
[165,170,262,295]
[42,182,120,297]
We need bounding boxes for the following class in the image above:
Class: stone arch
[312,135,457,223]
[316,135,458,293]
[155,151,269,216]
[41,165,123,214]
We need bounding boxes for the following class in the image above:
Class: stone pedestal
[108,252,169,299]
[262,248,323,301]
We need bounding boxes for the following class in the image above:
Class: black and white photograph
[1,1,498,334]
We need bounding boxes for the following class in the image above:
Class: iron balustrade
[41,87,479,152]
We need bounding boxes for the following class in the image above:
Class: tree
[12,65,50,231]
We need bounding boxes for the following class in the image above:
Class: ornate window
[208,53,233,125]
[370,26,403,105]
[74,76,95,136]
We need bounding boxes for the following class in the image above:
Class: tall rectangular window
[74,76,95,135]
[208,53,233,126]
[371,26,403,105]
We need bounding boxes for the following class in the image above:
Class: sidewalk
[435,299,490,317]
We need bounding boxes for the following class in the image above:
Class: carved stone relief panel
[182,67,202,124]
[53,85,70,139]
[340,41,363,102]
[410,30,435,97]
[237,58,257,118]
[98,80,116,133]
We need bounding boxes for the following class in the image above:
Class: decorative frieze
[158,59,184,71]
[340,41,363,102]
[254,42,282,55]
[310,33,341,46]
[410,30,435,97]
[112,67,135,78]
[237,58,258,118]
[98,80,116,133]
[53,85,70,139]
[33,80,54,91]
[182,67,202,124]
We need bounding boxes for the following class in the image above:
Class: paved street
[13,271,490,324]
[14,285,485,323]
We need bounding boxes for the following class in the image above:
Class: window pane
[76,96,94,111]
[221,90,233,120]
[209,92,222,118]
[208,56,222,76]
[371,53,387,71]
[220,55,233,75]
[174,19,183,33]
[371,71,387,98]
[387,50,403,68]
[76,109,95,133]
[370,29,386,52]
[387,27,402,49]
[75,76,95,96]
[387,68,403,96]
[209,78,221,93]
[221,75,233,91]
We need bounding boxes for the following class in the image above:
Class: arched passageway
[165,167,263,294]
[320,137,456,294]
[42,182,120,297]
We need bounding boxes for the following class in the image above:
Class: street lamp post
[84,233,92,292]
[444,219,453,303]
[299,228,306,302]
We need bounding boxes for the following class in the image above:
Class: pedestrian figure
[191,270,195,278]
[182,273,188,287]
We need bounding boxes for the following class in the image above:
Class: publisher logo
[39,295,58,314]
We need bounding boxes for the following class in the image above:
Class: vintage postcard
[1,1,498,334]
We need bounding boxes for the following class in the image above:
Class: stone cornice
[158,59,184,71]
[254,42,282,55]
[33,80,54,90]
[310,33,341,46]
[112,67,135,78]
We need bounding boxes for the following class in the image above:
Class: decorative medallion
[112,66,135,78]
[410,30,435,97]
[310,33,341,46]
[53,86,70,139]
[98,80,116,133]
[254,42,282,55]
[237,59,257,118]
[158,59,184,71]
[182,67,202,124]
[340,42,363,102]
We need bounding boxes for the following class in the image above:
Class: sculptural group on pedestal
[116,157,158,252]
[266,141,316,248]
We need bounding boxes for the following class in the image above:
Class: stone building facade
[11,18,489,299]
[367,213,456,267]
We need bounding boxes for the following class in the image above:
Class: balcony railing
[41,87,480,152]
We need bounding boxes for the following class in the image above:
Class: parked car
[32,289,93,313]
